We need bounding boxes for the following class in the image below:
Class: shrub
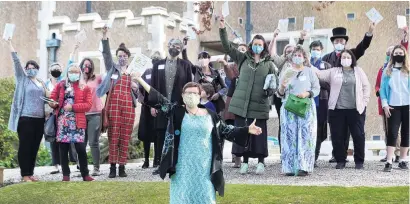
[35,145,52,166]
[0,78,19,168]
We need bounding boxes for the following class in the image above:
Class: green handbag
[284,94,312,118]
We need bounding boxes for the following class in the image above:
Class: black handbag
[44,112,56,142]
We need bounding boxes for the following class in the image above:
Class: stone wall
[0,1,41,78]
[201,1,409,139]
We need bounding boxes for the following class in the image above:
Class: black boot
[119,165,127,177]
[108,164,116,178]
[142,160,149,169]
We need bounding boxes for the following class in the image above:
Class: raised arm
[182,36,189,61]
[401,27,408,50]
[352,22,374,60]
[62,43,79,79]
[219,16,246,64]
[101,26,114,72]
[8,40,26,79]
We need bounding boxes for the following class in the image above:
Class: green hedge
[0,78,19,168]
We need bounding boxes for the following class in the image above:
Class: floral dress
[57,88,85,143]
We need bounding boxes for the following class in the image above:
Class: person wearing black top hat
[322,22,376,163]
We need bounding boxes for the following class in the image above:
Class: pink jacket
[317,67,370,114]
[85,75,103,114]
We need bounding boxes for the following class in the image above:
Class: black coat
[151,58,193,129]
[193,65,227,113]
[137,69,155,142]
[322,34,373,67]
[147,87,249,197]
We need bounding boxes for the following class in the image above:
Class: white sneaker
[240,163,249,175]
[255,163,265,175]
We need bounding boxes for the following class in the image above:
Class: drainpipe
[86,1,91,13]
[46,33,61,64]
[245,1,253,43]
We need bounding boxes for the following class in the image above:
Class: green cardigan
[220,28,276,119]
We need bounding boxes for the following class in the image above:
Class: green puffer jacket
[220,28,277,119]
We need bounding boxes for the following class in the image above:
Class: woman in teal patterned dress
[135,75,262,203]
[277,46,320,176]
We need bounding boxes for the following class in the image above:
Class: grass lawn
[0,182,408,204]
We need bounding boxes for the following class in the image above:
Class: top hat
[330,27,349,42]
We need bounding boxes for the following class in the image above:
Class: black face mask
[393,55,405,63]
[168,48,180,57]
[50,70,61,78]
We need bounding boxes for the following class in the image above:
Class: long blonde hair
[386,45,409,76]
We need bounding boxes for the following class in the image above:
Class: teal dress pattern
[170,113,216,204]
[280,100,317,174]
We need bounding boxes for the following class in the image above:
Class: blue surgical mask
[292,56,305,65]
[26,69,38,77]
[68,73,80,82]
[311,50,322,59]
[252,45,263,55]
[334,43,345,52]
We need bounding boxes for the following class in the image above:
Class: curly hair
[291,45,312,67]
[386,45,409,76]
[116,43,131,57]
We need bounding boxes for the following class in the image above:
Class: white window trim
[256,29,333,53]
[78,47,141,75]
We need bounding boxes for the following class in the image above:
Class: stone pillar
[37,1,56,81]
[142,7,169,58]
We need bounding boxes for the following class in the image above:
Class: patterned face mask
[183,93,200,108]
[118,57,128,66]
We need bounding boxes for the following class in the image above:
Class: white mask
[341,59,352,67]
[334,43,345,52]
[183,93,200,108]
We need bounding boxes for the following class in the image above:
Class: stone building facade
[0,1,409,139]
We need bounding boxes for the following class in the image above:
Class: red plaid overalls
[107,75,135,165]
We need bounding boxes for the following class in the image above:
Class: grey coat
[96,39,137,107]
[8,52,47,132]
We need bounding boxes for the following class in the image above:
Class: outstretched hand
[248,119,262,135]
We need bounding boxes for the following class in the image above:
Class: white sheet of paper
[127,53,152,74]
[222,1,230,17]
[366,8,383,24]
[75,29,87,43]
[106,15,115,28]
[397,15,407,29]
[278,19,289,33]
[3,23,15,40]
[187,27,197,40]
[303,17,315,32]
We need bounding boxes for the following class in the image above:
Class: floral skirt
[56,112,85,143]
